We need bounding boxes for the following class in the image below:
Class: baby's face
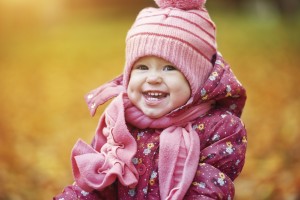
[127,56,191,119]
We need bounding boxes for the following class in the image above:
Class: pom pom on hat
[154,0,206,10]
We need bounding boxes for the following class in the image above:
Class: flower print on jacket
[137,131,144,141]
[143,142,154,156]
[225,141,235,155]
[216,173,226,186]
[128,189,136,197]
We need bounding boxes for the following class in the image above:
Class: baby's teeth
[147,92,162,97]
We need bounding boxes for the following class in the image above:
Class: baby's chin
[138,105,171,119]
[139,109,165,119]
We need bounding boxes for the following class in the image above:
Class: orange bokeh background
[0,0,299,199]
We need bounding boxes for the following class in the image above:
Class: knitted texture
[124,0,217,97]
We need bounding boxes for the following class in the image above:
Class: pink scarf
[71,75,213,199]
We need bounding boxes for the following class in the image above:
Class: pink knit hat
[123,0,217,97]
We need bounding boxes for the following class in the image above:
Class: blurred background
[0,0,300,199]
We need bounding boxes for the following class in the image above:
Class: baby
[54,0,247,199]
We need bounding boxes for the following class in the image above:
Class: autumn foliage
[0,1,299,199]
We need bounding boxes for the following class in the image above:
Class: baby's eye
[135,65,148,70]
[163,65,177,71]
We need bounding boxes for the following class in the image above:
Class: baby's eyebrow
[134,62,147,66]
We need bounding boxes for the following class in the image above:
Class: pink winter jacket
[53,53,247,200]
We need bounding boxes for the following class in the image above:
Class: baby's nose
[146,72,163,84]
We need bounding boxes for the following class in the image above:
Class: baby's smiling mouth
[143,91,168,101]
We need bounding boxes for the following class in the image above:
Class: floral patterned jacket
[53,53,247,200]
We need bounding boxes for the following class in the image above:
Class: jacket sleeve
[53,182,117,200]
[185,110,247,199]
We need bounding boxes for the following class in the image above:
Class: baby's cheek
[127,88,140,107]
[127,88,134,101]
